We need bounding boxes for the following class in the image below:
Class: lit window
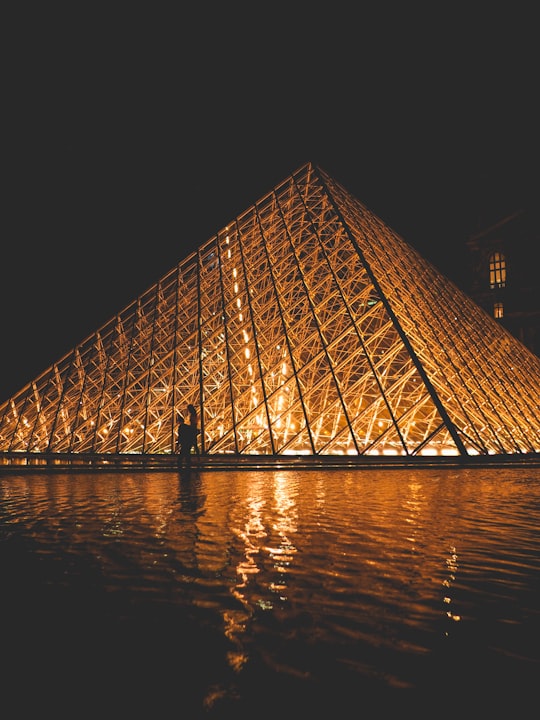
[489,252,506,289]
[494,302,504,319]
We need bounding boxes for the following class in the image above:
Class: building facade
[465,203,540,357]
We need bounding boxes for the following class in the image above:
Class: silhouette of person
[177,414,197,468]
[186,403,200,455]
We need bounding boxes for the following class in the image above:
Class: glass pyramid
[1,162,539,458]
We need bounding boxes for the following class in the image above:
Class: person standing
[176,415,196,468]
[186,403,200,455]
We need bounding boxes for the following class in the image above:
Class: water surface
[1,467,539,717]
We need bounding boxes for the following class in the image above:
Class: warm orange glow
[0,162,539,457]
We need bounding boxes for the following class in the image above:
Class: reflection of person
[177,415,197,468]
[186,403,200,455]
[179,474,206,515]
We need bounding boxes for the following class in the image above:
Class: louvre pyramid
[1,162,540,459]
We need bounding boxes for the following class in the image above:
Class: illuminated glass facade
[1,163,539,457]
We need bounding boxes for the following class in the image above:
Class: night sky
[2,7,538,403]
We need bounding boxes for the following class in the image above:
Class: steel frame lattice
[1,162,540,457]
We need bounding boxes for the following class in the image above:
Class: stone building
[465,199,539,357]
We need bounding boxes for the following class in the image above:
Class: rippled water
[1,467,539,717]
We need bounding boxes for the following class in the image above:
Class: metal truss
[1,162,539,457]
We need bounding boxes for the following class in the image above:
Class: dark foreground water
[1,466,539,718]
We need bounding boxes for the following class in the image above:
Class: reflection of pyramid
[1,162,540,460]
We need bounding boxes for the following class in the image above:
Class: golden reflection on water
[1,466,539,712]
[443,546,461,626]
[265,472,298,602]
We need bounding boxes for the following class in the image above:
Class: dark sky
[2,7,538,403]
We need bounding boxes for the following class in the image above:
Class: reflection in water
[178,471,207,517]
[0,467,539,717]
